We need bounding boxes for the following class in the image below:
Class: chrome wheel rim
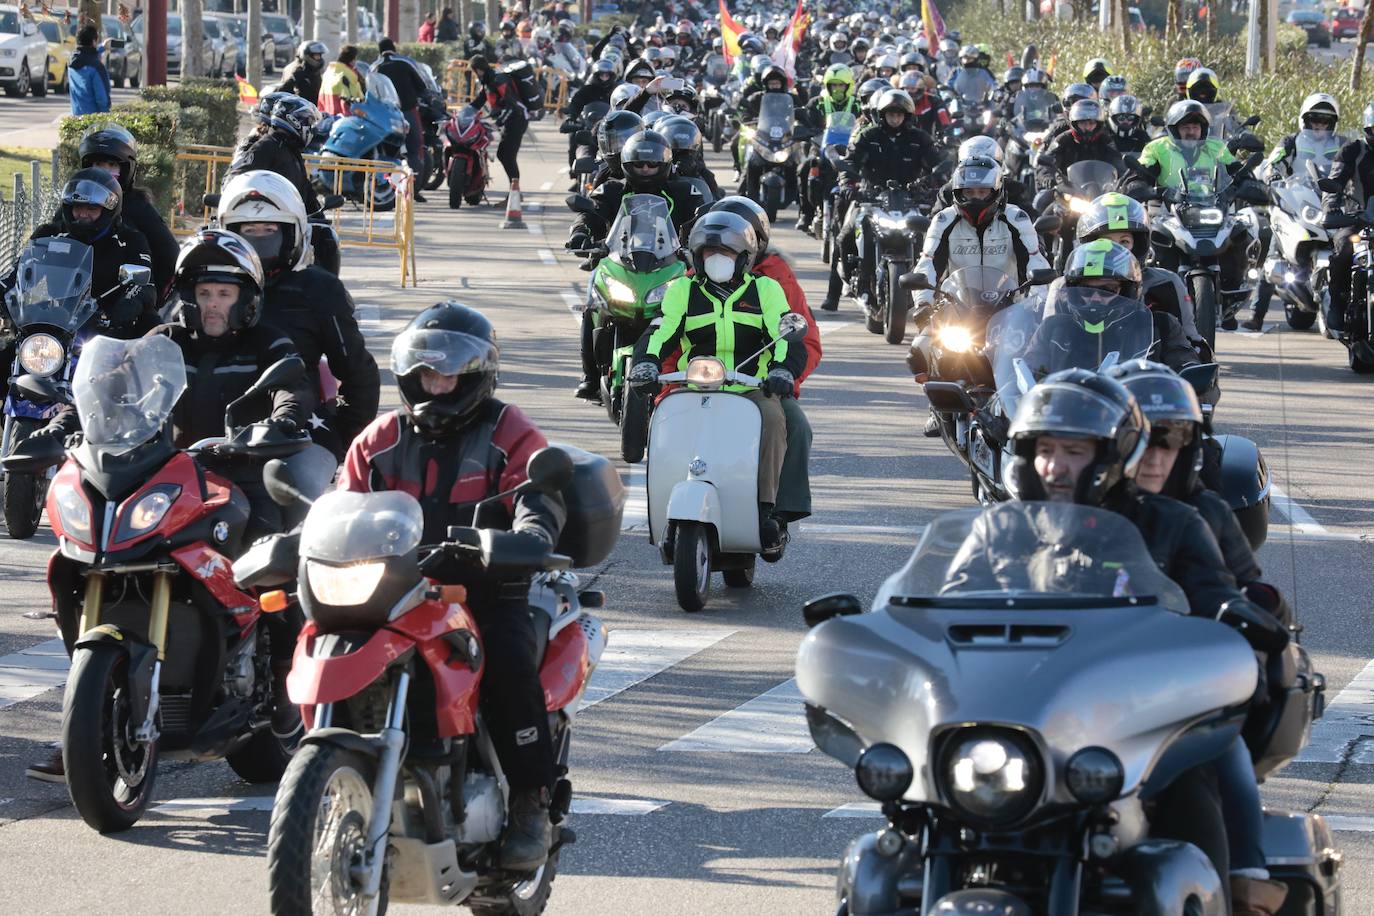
[310,766,373,915]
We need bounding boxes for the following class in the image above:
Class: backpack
[502,60,545,112]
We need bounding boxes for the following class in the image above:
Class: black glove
[566,231,591,251]
[762,368,794,398]
[628,360,660,389]
[267,417,301,438]
[104,296,144,328]
[1217,599,1290,653]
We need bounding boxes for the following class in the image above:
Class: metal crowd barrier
[443,58,568,119]
[172,144,417,287]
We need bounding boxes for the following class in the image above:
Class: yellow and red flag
[719,0,746,64]
[770,0,808,78]
[921,0,946,53]
[235,74,259,107]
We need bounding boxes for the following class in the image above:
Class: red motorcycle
[4,334,328,832]
[443,104,494,210]
[235,444,623,915]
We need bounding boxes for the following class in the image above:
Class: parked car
[102,15,142,88]
[1127,5,1146,31]
[263,13,295,68]
[131,13,213,75]
[1287,8,1333,46]
[34,12,74,93]
[216,13,275,76]
[0,5,47,97]
[1332,6,1361,38]
[199,15,236,78]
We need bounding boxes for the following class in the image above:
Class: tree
[247,0,263,87]
[1353,0,1374,90]
[183,0,204,78]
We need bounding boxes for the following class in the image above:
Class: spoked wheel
[469,849,562,916]
[672,522,711,613]
[62,646,159,833]
[268,742,384,916]
[884,261,908,345]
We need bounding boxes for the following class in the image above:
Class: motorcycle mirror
[573,156,597,173]
[1243,114,1261,128]
[1033,214,1062,235]
[118,264,152,288]
[263,458,310,508]
[1029,268,1057,285]
[0,432,65,474]
[1218,599,1289,652]
[14,373,63,404]
[778,312,809,342]
[908,213,931,234]
[524,446,575,494]
[1179,362,1220,396]
[1149,115,1165,128]
[202,192,222,210]
[899,271,931,291]
[802,592,863,627]
[227,357,305,430]
[322,193,346,210]
[565,193,600,216]
[1149,226,1173,249]
[923,381,975,413]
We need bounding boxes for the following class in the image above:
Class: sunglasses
[1148,422,1194,449]
[627,161,660,172]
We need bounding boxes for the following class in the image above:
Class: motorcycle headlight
[18,333,64,377]
[118,485,181,538]
[769,147,791,163]
[1300,204,1323,227]
[855,743,914,801]
[645,282,672,304]
[940,728,1043,827]
[685,356,726,387]
[306,559,387,607]
[936,324,974,353]
[741,125,756,140]
[1067,196,1092,215]
[604,276,636,305]
[1195,207,1224,225]
[53,482,92,543]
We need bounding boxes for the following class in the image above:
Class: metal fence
[0,153,64,278]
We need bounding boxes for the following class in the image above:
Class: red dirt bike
[234,444,623,914]
[2,335,333,832]
[443,104,494,209]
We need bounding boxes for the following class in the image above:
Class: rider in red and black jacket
[468,54,529,187]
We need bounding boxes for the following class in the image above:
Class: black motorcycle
[861,181,929,344]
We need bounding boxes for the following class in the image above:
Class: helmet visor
[392,328,499,378]
[63,178,119,211]
[1013,385,1126,440]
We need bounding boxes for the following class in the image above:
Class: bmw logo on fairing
[213,521,230,543]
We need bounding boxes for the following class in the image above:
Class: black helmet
[710,195,770,251]
[875,88,916,124]
[597,109,644,160]
[1003,66,1025,87]
[392,301,500,438]
[687,211,758,285]
[469,20,486,40]
[297,39,327,69]
[78,125,138,191]
[591,57,618,84]
[620,130,672,191]
[624,58,656,83]
[59,168,123,242]
[1106,359,1204,497]
[1076,192,1150,260]
[1064,239,1142,300]
[266,93,322,148]
[173,228,265,335]
[1008,367,1148,505]
[761,64,788,89]
[658,115,703,161]
[857,76,888,108]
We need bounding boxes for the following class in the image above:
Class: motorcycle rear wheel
[268,742,385,916]
[469,850,562,916]
[63,645,159,833]
[226,719,299,783]
[1284,302,1317,330]
[673,522,711,613]
[3,416,47,539]
[884,262,908,345]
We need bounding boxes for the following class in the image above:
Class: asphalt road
[0,86,142,151]
[0,119,1372,915]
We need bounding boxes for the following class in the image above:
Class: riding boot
[500,787,552,872]
[759,501,782,559]
[1229,875,1288,916]
[575,310,601,401]
[821,268,843,311]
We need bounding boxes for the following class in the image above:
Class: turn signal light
[439,585,468,604]
[260,590,289,613]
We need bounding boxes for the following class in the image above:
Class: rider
[1081,57,1111,93]
[339,300,565,873]
[227,92,324,218]
[797,63,859,234]
[463,19,496,60]
[935,136,1035,214]
[78,125,178,299]
[629,210,806,555]
[217,170,380,458]
[1099,74,1129,102]
[588,109,643,188]
[658,115,721,199]
[1034,98,1123,192]
[561,58,619,169]
[1108,95,1151,154]
[277,40,327,106]
[1174,57,1202,100]
[1320,102,1374,348]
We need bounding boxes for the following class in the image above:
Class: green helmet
[823,63,855,103]
[1076,192,1150,259]
[1083,57,1111,84]
[1064,239,1141,300]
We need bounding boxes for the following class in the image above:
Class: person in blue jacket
[68,24,112,115]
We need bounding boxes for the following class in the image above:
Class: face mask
[246,231,285,269]
[703,253,736,283]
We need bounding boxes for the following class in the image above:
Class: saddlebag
[1262,810,1342,916]
[550,443,625,568]
[1246,641,1325,779]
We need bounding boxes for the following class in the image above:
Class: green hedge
[944,0,1358,149]
[354,41,458,71]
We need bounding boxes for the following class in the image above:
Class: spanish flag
[235,74,259,107]
[921,0,946,52]
[719,0,746,64]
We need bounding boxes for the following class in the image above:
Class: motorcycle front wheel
[268,742,385,916]
[469,850,562,916]
[620,384,650,464]
[884,261,908,345]
[1284,302,1317,330]
[424,142,445,190]
[3,416,47,539]
[1190,274,1218,351]
[673,522,712,613]
[63,645,159,833]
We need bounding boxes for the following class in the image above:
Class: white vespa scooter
[645,313,809,613]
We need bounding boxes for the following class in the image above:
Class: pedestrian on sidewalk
[418,10,436,42]
[437,7,461,41]
[469,54,528,195]
[68,25,112,115]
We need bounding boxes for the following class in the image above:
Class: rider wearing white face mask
[630,211,805,553]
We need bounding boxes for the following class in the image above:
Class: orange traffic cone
[501,180,525,230]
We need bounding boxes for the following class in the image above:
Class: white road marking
[582,628,736,711]
[153,795,669,816]
[801,522,926,538]
[526,201,543,213]
[658,678,814,754]
[823,802,883,818]
[1296,657,1374,764]
[0,638,68,709]
[818,322,851,336]
[540,181,553,191]
[526,221,541,236]
[538,248,557,264]
[621,466,647,531]
[1323,814,1374,832]
[561,290,585,326]
[1270,485,1329,537]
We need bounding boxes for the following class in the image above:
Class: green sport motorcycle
[572,193,685,463]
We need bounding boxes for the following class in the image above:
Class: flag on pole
[235,74,259,107]
[770,0,807,79]
[921,0,945,53]
[719,0,746,64]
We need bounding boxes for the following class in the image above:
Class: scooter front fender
[666,479,723,530]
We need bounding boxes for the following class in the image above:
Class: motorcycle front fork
[360,670,411,904]
[80,569,173,743]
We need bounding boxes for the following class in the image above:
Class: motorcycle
[319,71,409,212]
[700,54,732,152]
[1320,194,1374,373]
[645,313,809,613]
[1263,132,1343,332]
[443,104,495,210]
[240,444,623,915]
[567,192,685,463]
[1004,88,1056,187]
[859,181,930,344]
[814,109,857,262]
[1,240,149,539]
[415,60,452,192]
[798,500,1335,915]
[560,100,609,197]
[1046,160,1120,270]
[743,92,804,222]
[1,335,328,832]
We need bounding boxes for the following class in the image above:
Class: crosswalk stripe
[1296,657,1374,764]
[152,795,671,817]
[657,678,814,754]
[0,638,68,709]
[823,802,882,818]
[581,628,736,711]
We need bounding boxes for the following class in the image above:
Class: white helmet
[958,135,1004,164]
[1299,92,1340,132]
[217,170,312,273]
[610,82,641,109]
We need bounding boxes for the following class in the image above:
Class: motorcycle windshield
[300,489,424,563]
[1291,128,1343,177]
[11,238,99,332]
[705,55,728,84]
[72,334,188,455]
[608,194,677,272]
[939,266,1015,314]
[1177,164,1228,204]
[876,502,1189,614]
[758,93,795,143]
[952,69,993,103]
[1013,89,1055,126]
[822,110,857,148]
[453,104,478,133]
[1205,101,1235,138]
[366,72,401,108]
[1064,160,1119,196]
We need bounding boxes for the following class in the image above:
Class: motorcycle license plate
[971,432,996,479]
[770,126,784,139]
